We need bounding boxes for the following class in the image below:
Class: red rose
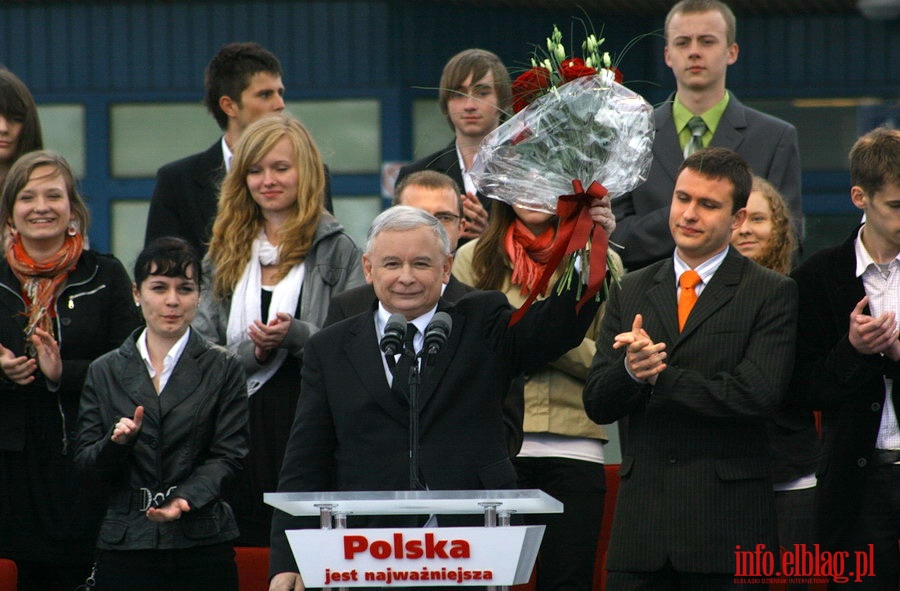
[559,57,597,82]
[512,67,551,113]
[611,67,624,84]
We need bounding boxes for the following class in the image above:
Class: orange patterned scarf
[504,218,556,296]
[6,231,83,356]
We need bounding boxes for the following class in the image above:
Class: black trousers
[515,456,606,591]
[828,464,899,590]
[93,542,238,591]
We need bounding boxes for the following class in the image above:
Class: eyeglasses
[434,213,461,224]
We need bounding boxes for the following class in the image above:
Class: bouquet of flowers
[470,25,654,324]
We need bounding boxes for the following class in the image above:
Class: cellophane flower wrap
[471,72,654,212]
[469,25,654,324]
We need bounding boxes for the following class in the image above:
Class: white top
[854,231,900,450]
[375,303,435,387]
[136,327,191,393]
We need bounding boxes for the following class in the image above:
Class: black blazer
[145,140,334,257]
[396,139,493,247]
[611,94,802,271]
[270,285,601,575]
[584,248,798,573]
[791,226,899,549]
[323,276,525,457]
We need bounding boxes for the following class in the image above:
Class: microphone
[423,312,452,356]
[380,313,407,356]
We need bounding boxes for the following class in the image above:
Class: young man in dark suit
[395,48,511,244]
[144,42,331,257]
[792,127,900,590]
[269,199,615,591]
[611,0,801,271]
[584,147,798,589]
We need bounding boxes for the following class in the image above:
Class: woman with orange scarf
[453,199,620,591]
[0,151,140,590]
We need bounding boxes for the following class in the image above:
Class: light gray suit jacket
[611,93,802,271]
[583,248,798,574]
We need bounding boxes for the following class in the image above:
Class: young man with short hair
[396,48,512,243]
[792,127,900,590]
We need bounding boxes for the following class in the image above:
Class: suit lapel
[653,103,685,190]
[710,95,748,153]
[159,333,204,418]
[417,299,461,413]
[829,228,867,316]
[344,313,408,426]
[645,260,680,346]
[119,336,163,412]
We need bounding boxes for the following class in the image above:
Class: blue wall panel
[0,1,897,251]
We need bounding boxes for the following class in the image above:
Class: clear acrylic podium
[265,489,562,588]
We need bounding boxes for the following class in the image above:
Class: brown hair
[680,147,752,213]
[393,170,463,217]
[746,176,795,275]
[207,112,324,299]
[849,127,900,199]
[665,0,737,46]
[1,150,90,235]
[0,67,43,167]
[438,49,512,131]
[469,200,520,291]
[204,42,283,131]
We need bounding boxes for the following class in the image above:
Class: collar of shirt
[375,302,438,353]
[455,141,478,196]
[672,91,730,151]
[672,246,730,297]
[221,136,234,173]
[854,225,900,278]
[137,327,192,394]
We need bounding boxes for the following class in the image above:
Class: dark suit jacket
[790,226,899,549]
[583,248,798,573]
[270,285,601,575]
[611,93,802,271]
[396,139,493,248]
[323,276,526,457]
[145,140,334,257]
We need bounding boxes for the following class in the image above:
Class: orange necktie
[678,270,702,332]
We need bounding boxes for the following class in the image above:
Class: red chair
[593,463,620,591]
[0,558,17,591]
[235,546,270,591]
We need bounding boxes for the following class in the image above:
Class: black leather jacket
[74,328,249,550]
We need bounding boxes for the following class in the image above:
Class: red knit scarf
[6,231,83,355]
[504,218,556,296]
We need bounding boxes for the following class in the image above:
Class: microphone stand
[405,349,426,491]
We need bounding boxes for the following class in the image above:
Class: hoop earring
[67,222,78,236]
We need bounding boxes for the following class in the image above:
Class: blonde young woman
[194,112,364,546]
[453,199,620,591]
[0,151,140,589]
[732,176,820,591]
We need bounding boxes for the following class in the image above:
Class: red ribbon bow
[508,179,610,326]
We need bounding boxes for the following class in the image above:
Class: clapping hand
[0,343,37,385]
[249,312,292,362]
[112,406,144,445]
[614,314,667,385]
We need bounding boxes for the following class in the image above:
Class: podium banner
[287,526,545,587]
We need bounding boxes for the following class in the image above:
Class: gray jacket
[193,213,365,373]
